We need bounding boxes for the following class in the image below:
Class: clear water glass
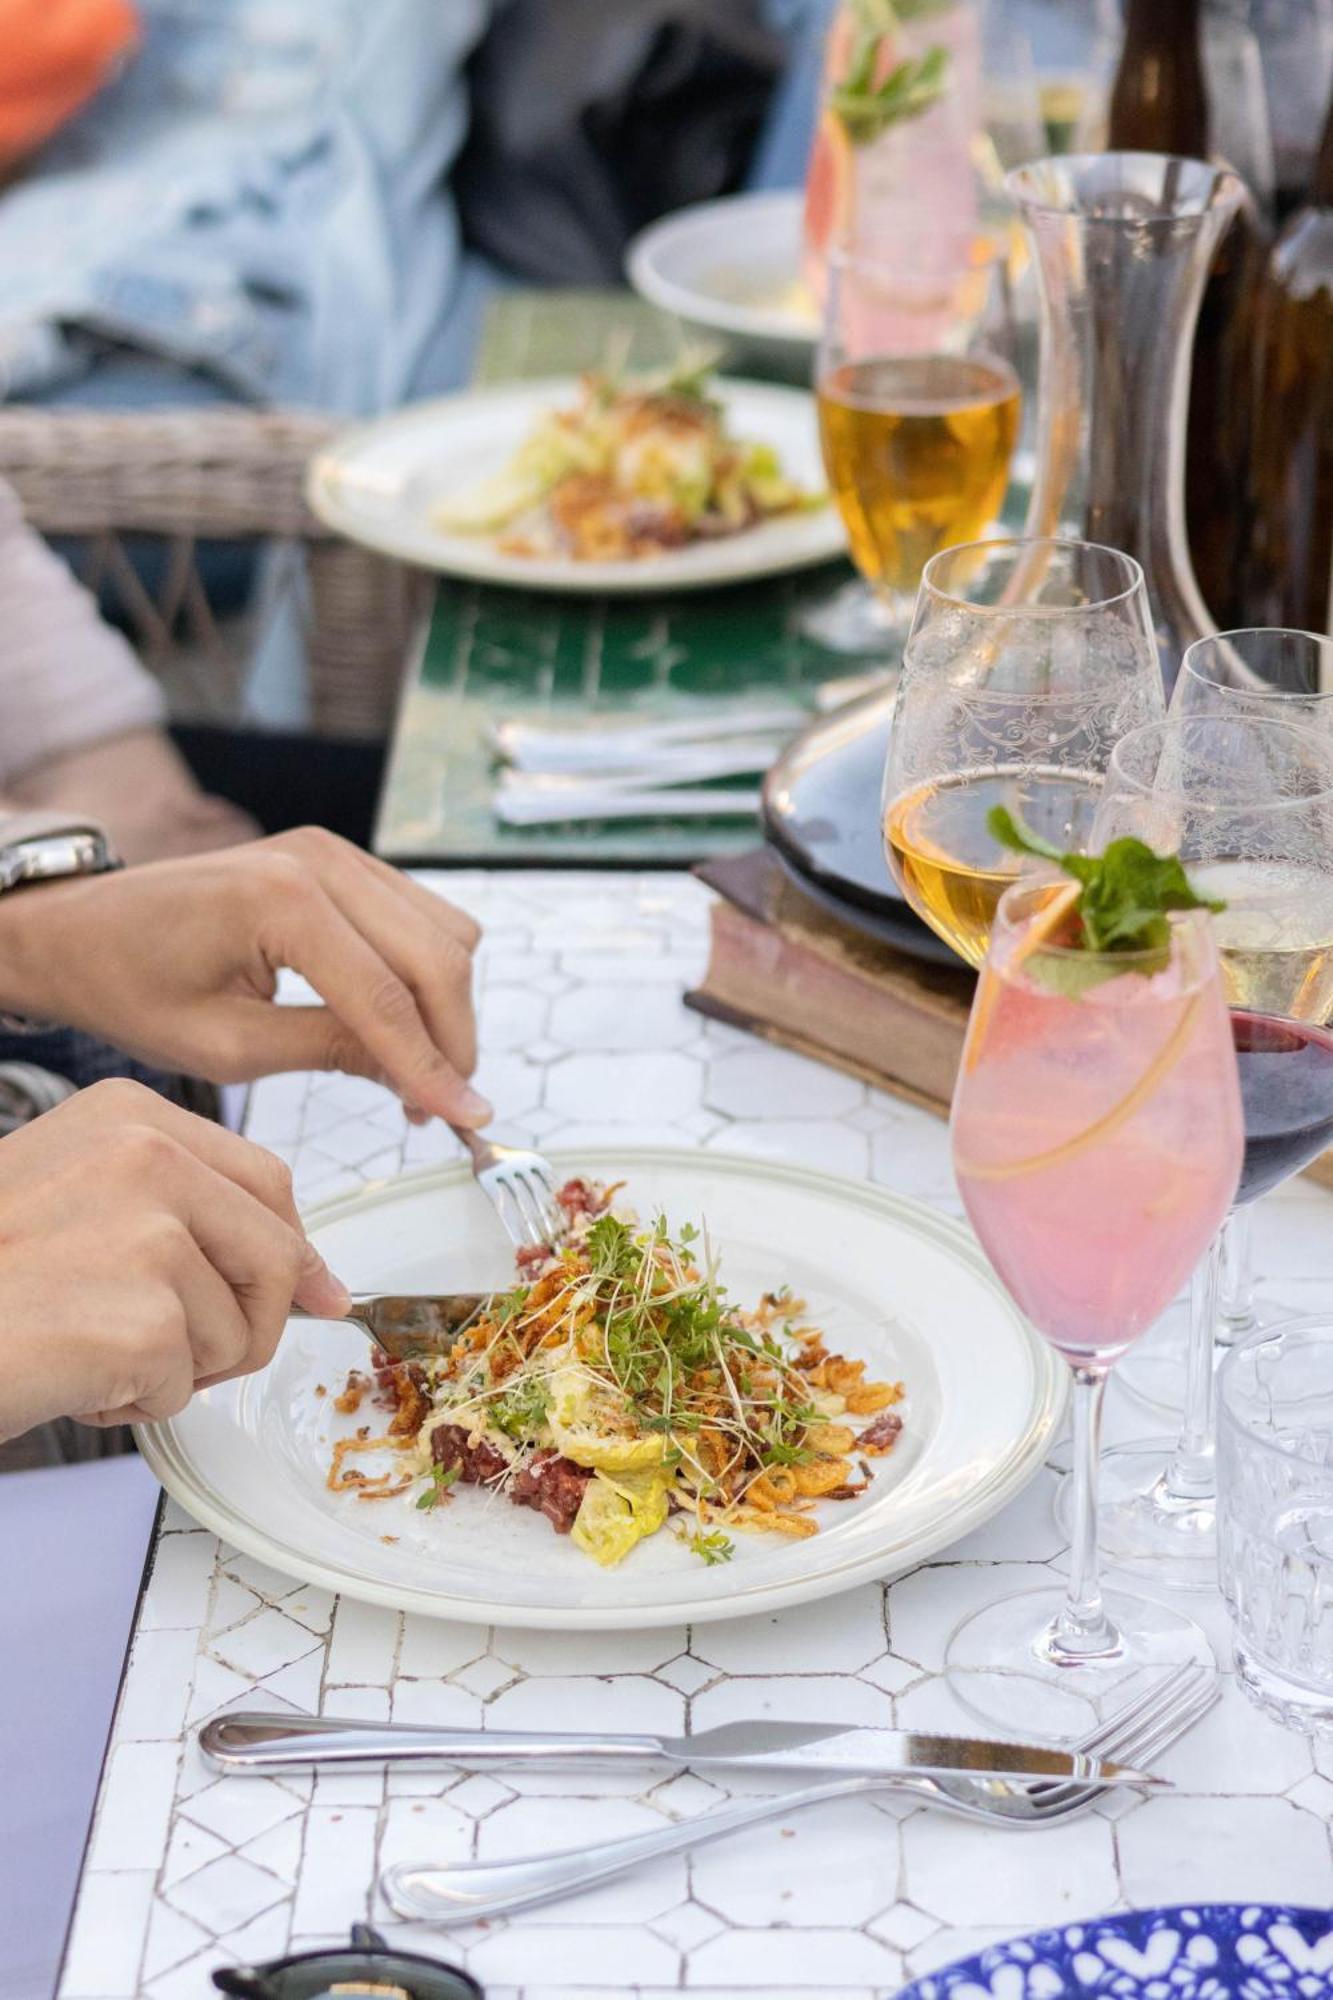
[1218,1317,1333,1733]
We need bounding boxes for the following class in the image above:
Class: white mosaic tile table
[59,872,1333,2000]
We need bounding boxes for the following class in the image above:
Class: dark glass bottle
[1108,0,1207,156]
[1107,0,1265,630]
[1243,86,1333,634]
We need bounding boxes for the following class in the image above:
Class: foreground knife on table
[199,1712,1162,1787]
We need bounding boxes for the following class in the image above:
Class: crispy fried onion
[327,1429,415,1499]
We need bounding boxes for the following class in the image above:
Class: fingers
[339,841,482,955]
[302,849,481,1080]
[112,1116,346,1378]
[169,1233,252,1381]
[256,832,490,1125]
[74,1083,315,1242]
[171,1149,306,1367]
[259,875,491,1125]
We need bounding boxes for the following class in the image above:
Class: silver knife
[198,1712,1161,1786]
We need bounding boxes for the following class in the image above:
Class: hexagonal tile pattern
[59,870,1333,1998]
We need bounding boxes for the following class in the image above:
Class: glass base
[796,578,902,657]
[1117,1292,1291,1422]
[945,1584,1214,1738]
[1235,1643,1333,1737]
[1054,1444,1217,1593]
[1217,1290,1290,1347]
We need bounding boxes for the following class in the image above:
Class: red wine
[1233,1010,1333,1205]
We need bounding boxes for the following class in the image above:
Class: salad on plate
[432,363,820,563]
[325,1177,905,1568]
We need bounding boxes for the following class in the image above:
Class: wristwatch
[0,816,120,894]
[0,812,122,1033]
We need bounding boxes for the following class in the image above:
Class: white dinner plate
[138,1149,1063,1630]
[627,190,816,375]
[304,377,843,595]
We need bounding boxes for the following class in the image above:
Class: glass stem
[1160,1234,1222,1505]
[1217,1207,1256,1345]
[1054,1364,1117,1659]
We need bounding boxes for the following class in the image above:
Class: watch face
[9,829,117,886]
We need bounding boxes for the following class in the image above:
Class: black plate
[761,688,959,968]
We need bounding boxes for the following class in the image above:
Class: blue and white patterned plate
[901,1906,1333,1999]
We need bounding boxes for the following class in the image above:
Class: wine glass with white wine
[881,536,1164,967]
[1118,627,1333,1420]
[1078,712,1333,1591]
[805,240,1021,658]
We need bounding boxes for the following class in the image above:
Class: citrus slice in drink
[802,110,855,298]
[959,989,1204,1182]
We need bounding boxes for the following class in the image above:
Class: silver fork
[450,1126,565,1251]
[381,1663,1217,1925]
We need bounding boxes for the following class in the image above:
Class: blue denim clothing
[750,0,837,189]
[0,0,489,416]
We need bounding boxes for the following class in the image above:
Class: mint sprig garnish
[833,0,954,148]
[833,45,951,146]
[988,806,1224,993]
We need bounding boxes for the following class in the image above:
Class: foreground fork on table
[380,1663,1217,1926]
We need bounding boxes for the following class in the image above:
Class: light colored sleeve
[0,477,166,787]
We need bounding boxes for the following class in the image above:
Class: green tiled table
[373,290,866,867]
[371,562,871,867]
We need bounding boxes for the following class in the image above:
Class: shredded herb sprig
[989,805,1224,991]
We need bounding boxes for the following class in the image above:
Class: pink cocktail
[954,920,1242,1367]
[945,881,1242,1734]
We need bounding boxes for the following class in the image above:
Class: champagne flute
[1078,714,1333,1590]
[804,240,1021,657]
[1125,628,1333,1417]
[881,536,1163,968]
[948,878,1240,1734]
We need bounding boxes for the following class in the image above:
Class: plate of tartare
[137,1148,1063,1630]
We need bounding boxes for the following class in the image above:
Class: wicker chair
[0,406,432,739]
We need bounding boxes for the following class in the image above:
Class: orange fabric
[0,0,139,168]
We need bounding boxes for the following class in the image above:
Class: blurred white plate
[305,377,841,595]
[138,1148,1063,1630]
[628,190,817,375]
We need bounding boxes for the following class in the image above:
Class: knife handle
[382,1777,887,1925]
[198,1711,667,1772]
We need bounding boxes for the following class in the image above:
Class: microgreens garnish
[415,1461,461,1511]
[683,1529,735,1566]
[492,1377,550,1440]
[988,805,1225,992]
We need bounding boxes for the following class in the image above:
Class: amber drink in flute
[818,353,1020,599]
[806,242,1018,655]
[881,537,1164,968]
[946,880,1240,1733]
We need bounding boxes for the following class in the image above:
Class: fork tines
[486,1158,564,1251]
[1030,1662,1217,1818]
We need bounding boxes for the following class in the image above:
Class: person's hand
[0,827,490,1126]
[0,1080,350,1442]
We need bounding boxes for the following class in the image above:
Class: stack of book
[685,849,974,1118]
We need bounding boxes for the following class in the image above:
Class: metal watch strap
[0,815,122,1034]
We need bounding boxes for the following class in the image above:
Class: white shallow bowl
[305,376,842,595]
[627,190,816,378]
[138,1149,1064,1630]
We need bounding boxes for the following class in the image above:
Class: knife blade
[198,1711,1162,1787]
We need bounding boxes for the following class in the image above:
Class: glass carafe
[1008,153,1242,691]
